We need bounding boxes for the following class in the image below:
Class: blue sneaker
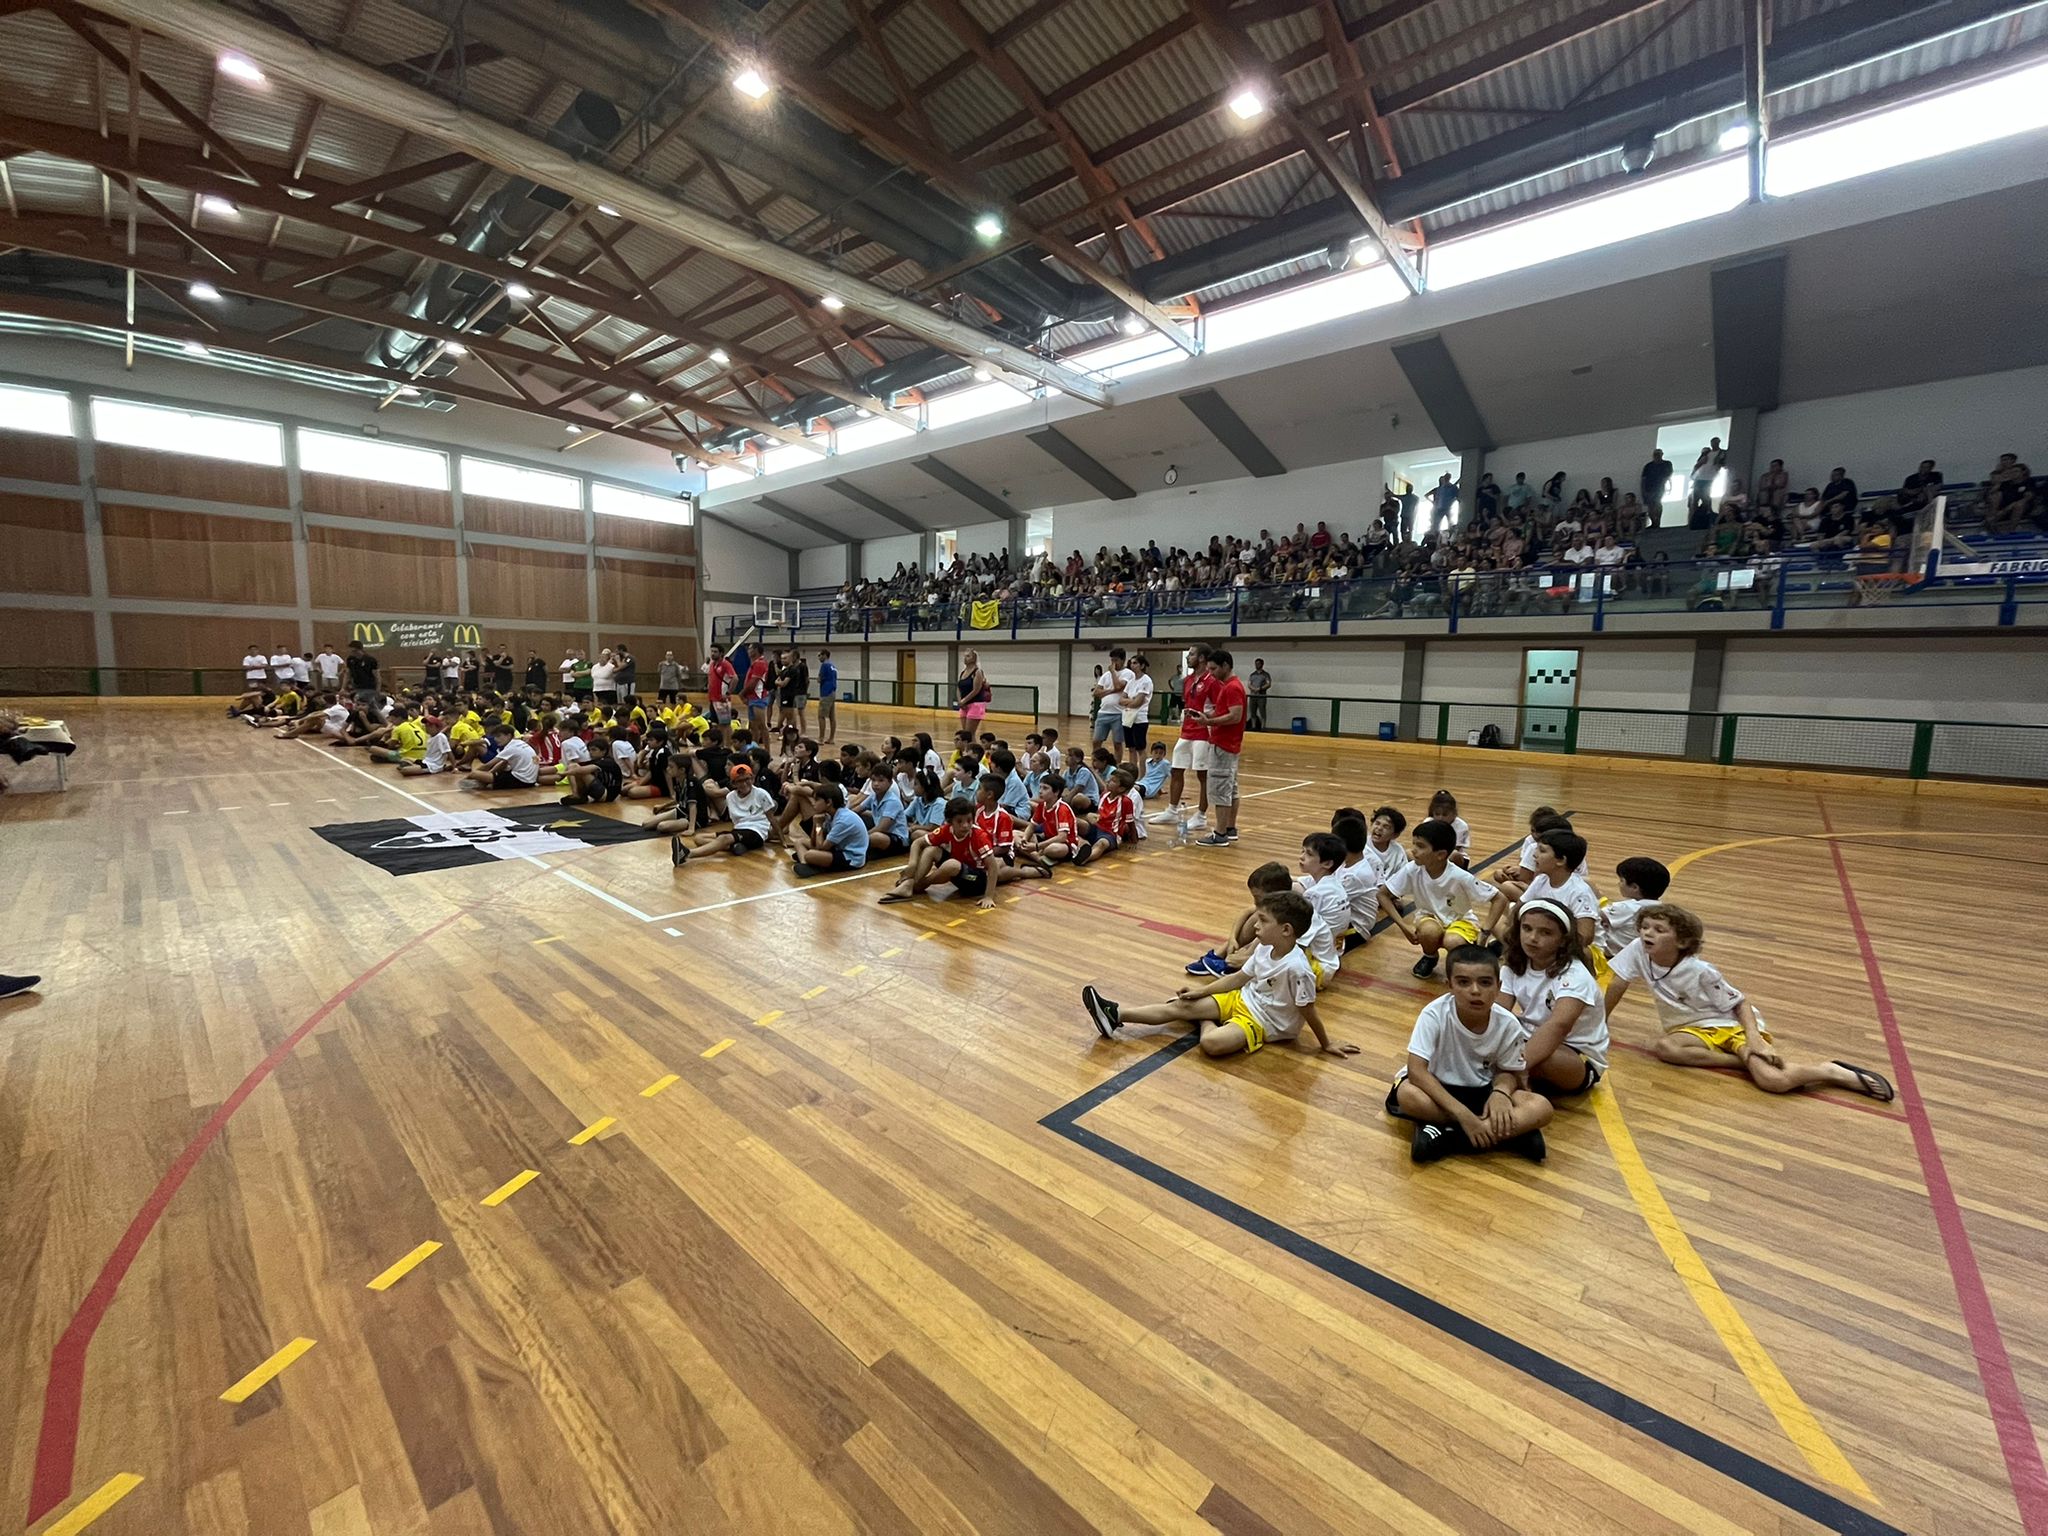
[1184,951,1228,977]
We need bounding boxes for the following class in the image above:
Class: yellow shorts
[1307,954,1326,988]
[1442,917,1483,948]
[1674,1022,1772,1056]
[1589,945,1613,986]
[1214,989,1265,1053]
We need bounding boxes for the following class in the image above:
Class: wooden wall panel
[307,525,457,615]
[111,612,285,672]
[595,513,694,557]
[95,443,288,507]
[494,627,593,679]
[620,634,701,670]
[102,504,296,604]
[0,606,94,666]
[0,494,89,595]
[598,556,696,629]
[464,495,583,544]
[303,473,453,528]
[466,543,587,624]
[0,429,80,484]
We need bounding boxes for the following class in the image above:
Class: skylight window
[1205,264,1407,352]
[299,428,447,489]
[0,381,73,437]
[593,481,693,525]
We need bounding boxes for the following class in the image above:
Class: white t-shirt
[421,731,452,773]
[1403,994,1528,1089]
[290,656,312,684]
[1566,542,1596,564]
[1095,667,1132,713]
[1595,545,1626,568]
[1597,897,1651,956]
[560,657,577,683]
[314,651,343,684]
[269,651,296,681]
[559,735,591,765]
[1298,910,1339,980]
[1382,860,1496,925]
[1609,940,1746,1031]
[1234,942,1318,1042]
[1521,870,1600,927]
[1374,838,1409,877]
[441,657,460,680]
[723,785,776,837]
[243,653,267,682]
[1447,815,1471,853]
[1122,673,1155,719]
[1300,870,1352,945]
[592,662,617,692]
[319,703,350,737]
[610,738,637,767]
[1498,959,1609,1069]
[1518,834,1543,872]
[494,737,539,785]
[1339,849,1387,933]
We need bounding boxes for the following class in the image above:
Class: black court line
[1041,827,1900,1536]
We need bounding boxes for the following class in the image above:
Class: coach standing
[1194,649,1247,848]
[1149,641,1213,832]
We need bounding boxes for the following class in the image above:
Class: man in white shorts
[1152,642,1214,830]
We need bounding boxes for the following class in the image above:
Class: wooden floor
[4,701,2046,1536]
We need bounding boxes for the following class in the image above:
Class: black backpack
[1477,723,1503,749]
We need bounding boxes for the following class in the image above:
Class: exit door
[1520,647,1580,752]
[896,648,917,709]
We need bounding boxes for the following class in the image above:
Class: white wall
[1236,640,1407,702]
[1754,365,2048,494]
[700,519,788,598]
[1720,634,2048,722]
[797,545,850,588]
[1046,458,1379,560]
[981,642,1061,717]
[862,534,922,579]
[1489,426,1655,508]
[954,522,1011,561]
[1573,639,1698,711]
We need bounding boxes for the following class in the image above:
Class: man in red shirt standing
[1150,641,1213,832]
[1195,649,1248,848]
[704,644,738,725]
[742,649,773,736]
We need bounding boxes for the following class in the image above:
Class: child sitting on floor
[1498,896,1607,1095]
[1025,773,1083,864]
[1185,862,1337,984]
[1512,826,1600,951]
[1427,789,1472,867]
[1605,904,1894,1100]
[1386,945,1552,1162]
[1596,856,1669,958]
[1496,805,1572,899]
[789,781,870,875]
[880,797,997,910]
[1378,819,1507,978]
[1294,831,1351,980]
[671,761,775,866]
[1332,813,1385,952]
[1083,890,1355,1059]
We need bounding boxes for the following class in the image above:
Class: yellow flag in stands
[970,599,1001,629]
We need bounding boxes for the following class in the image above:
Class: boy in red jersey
[1025,772,1083,864]
[879,797,998,909]
[974,773,1047,886]
[1193,649,1248,848]
[1084,766,1145,864]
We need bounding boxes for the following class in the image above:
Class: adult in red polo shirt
[1194,648,1247,848]
[704,644,738,724]
[1150,641,1214,830]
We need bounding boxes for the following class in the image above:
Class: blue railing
[713,552,2048,649]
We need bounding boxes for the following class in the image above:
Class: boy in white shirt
[1293,831,1351,986]
[1512,827,1600,951]
[1368,805,1408,877]
[269,647,297,686]
[463,725,539,790]
[313,645,343,690]
[1605,904,1893,1101]
[1378,819,1508,979]
[1495,805,1571,899]
[673,761,777,865]
[1085,891,1356,1060]
[1386,945,1552,1161]
[1184,862,1334,984]
[1596,856,1670,958]
[1332,813,1385,952]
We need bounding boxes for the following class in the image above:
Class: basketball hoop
[753,595,802,631]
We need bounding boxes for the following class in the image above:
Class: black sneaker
[1071,839,1092,867]
[0,973,40,1000]
[1411,1121,1466,1163]
[1411,955,1437,978]
[671,836,690,867]
[1222,827,1239,841]
[1509,1128,1548,1162]
[1195,832,1232,847]
[1081,985,1120,1038]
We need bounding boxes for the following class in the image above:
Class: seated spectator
[1756,458,1790,510]
[1982,453,2037,533]
[1898,458,1942,515]
[1786,487,1822,541]
[1819,466,1859,518]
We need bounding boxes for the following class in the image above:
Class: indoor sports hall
[3,0,2047,1532]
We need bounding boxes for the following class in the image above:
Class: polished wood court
[3,701,2045,1536]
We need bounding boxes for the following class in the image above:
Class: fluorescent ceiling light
[188,281,222,301]
[973,213,1003,240]
[505,281,533,300]
[217,52,265,85]
[708,347,731,364]
[1718,122,1753,151]
[1228,88,1267,121]
[732,66,770,100]
[397,384,420,396]
[819,293,845,312]
[197,195,238,216]
[628,390,647,402]
[443,341,467,355]
[181,340,209,356]
[566,424,583,434]
[1118,312,1146,336]
[597,203,620,218]
[973,367,992,381]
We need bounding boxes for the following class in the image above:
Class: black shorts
[1125,722,1149,752]
[952,866,989,897]
[491,766,536,790]
[731,827,766,852]
[1385,1078,1495,1119]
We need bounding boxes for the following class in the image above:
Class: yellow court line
[531,935,564,945]
[220,1337,317,1404]
[843,963,868,977]
[914,932,935,942]
[641,1073,681,1098]
[946,917,966,928]
[1591,1085,1875,1500]
[42,1473,144,1536]
[1666,826,1969,879]
[801,984,828,999]
[881,947,903,958]
[480,1169,539,1207]
[365,1240,442,1292]
[754,1010,786,1028]
[568,1116,617,1146]
[701,1038,734,1059]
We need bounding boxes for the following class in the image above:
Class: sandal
[1832,1061,1895,1102]
[877,888,910,904]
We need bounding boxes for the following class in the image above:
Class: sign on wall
[349,620,485,650]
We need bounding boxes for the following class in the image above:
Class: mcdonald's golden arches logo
[352,621,386,646]
[451,623,484,647]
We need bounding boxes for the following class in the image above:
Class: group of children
[1082,793,1897,1164]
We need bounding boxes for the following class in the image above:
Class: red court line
[1605,1040,1908,1122]
[1818,798,2048,1535]
[26,860,558,1526]
[1037,885,1217,945]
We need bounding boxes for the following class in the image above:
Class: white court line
[299,741,441,813]
[644,863,900,923]
[1241,778,1315,800]
[552,868,657,922]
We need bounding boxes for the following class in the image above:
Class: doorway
[1519,647,1580,751]
[896,648,917,709]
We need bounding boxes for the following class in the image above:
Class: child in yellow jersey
[448,710,487,765]
[367,706,428,764]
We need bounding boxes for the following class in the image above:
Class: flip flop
[877,889,911,904]
[1832,1061,1895,1102]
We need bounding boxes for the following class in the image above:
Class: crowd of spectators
[825,447,2039,627]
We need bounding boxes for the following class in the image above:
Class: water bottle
[1173,812,1189,847]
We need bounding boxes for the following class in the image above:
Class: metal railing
[712,553,2048,648]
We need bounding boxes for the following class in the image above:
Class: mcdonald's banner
[350,620,486,650]
[969,600,1001,630]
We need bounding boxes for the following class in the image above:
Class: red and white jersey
[1096,790,1142,839]
[1032,798,1079,842]
[528,728,562,767]
[928,823,994,867]
[973,805,1016,853]
[1179,671,1215,740]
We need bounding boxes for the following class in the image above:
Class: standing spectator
[1194,650,1248,849]
[1429,473,1458,535]
[1756,458,1791,511]
[441,650,461,694]
[704,643,738,724]
[743,648,773,734]
[956,648,991,729]
[270,642,297,688]
[1120,653,1156,767]
[1091,647,1132,751]
[345,640,379,694]
[658,650,684,705]
[242,643,269,696]
[816,648,839,744]
[1247,658,1272,732]
[1819,466,1859,519]
[591,648,618,706]
[313,642,343,692]
[461,649,481,693]
[779,647,810,736]
[525,650,547,693]
[1504,473,1534,517]
[1688,438,1726,525]
[615,643,637,705]
[1640,449,1672,522]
